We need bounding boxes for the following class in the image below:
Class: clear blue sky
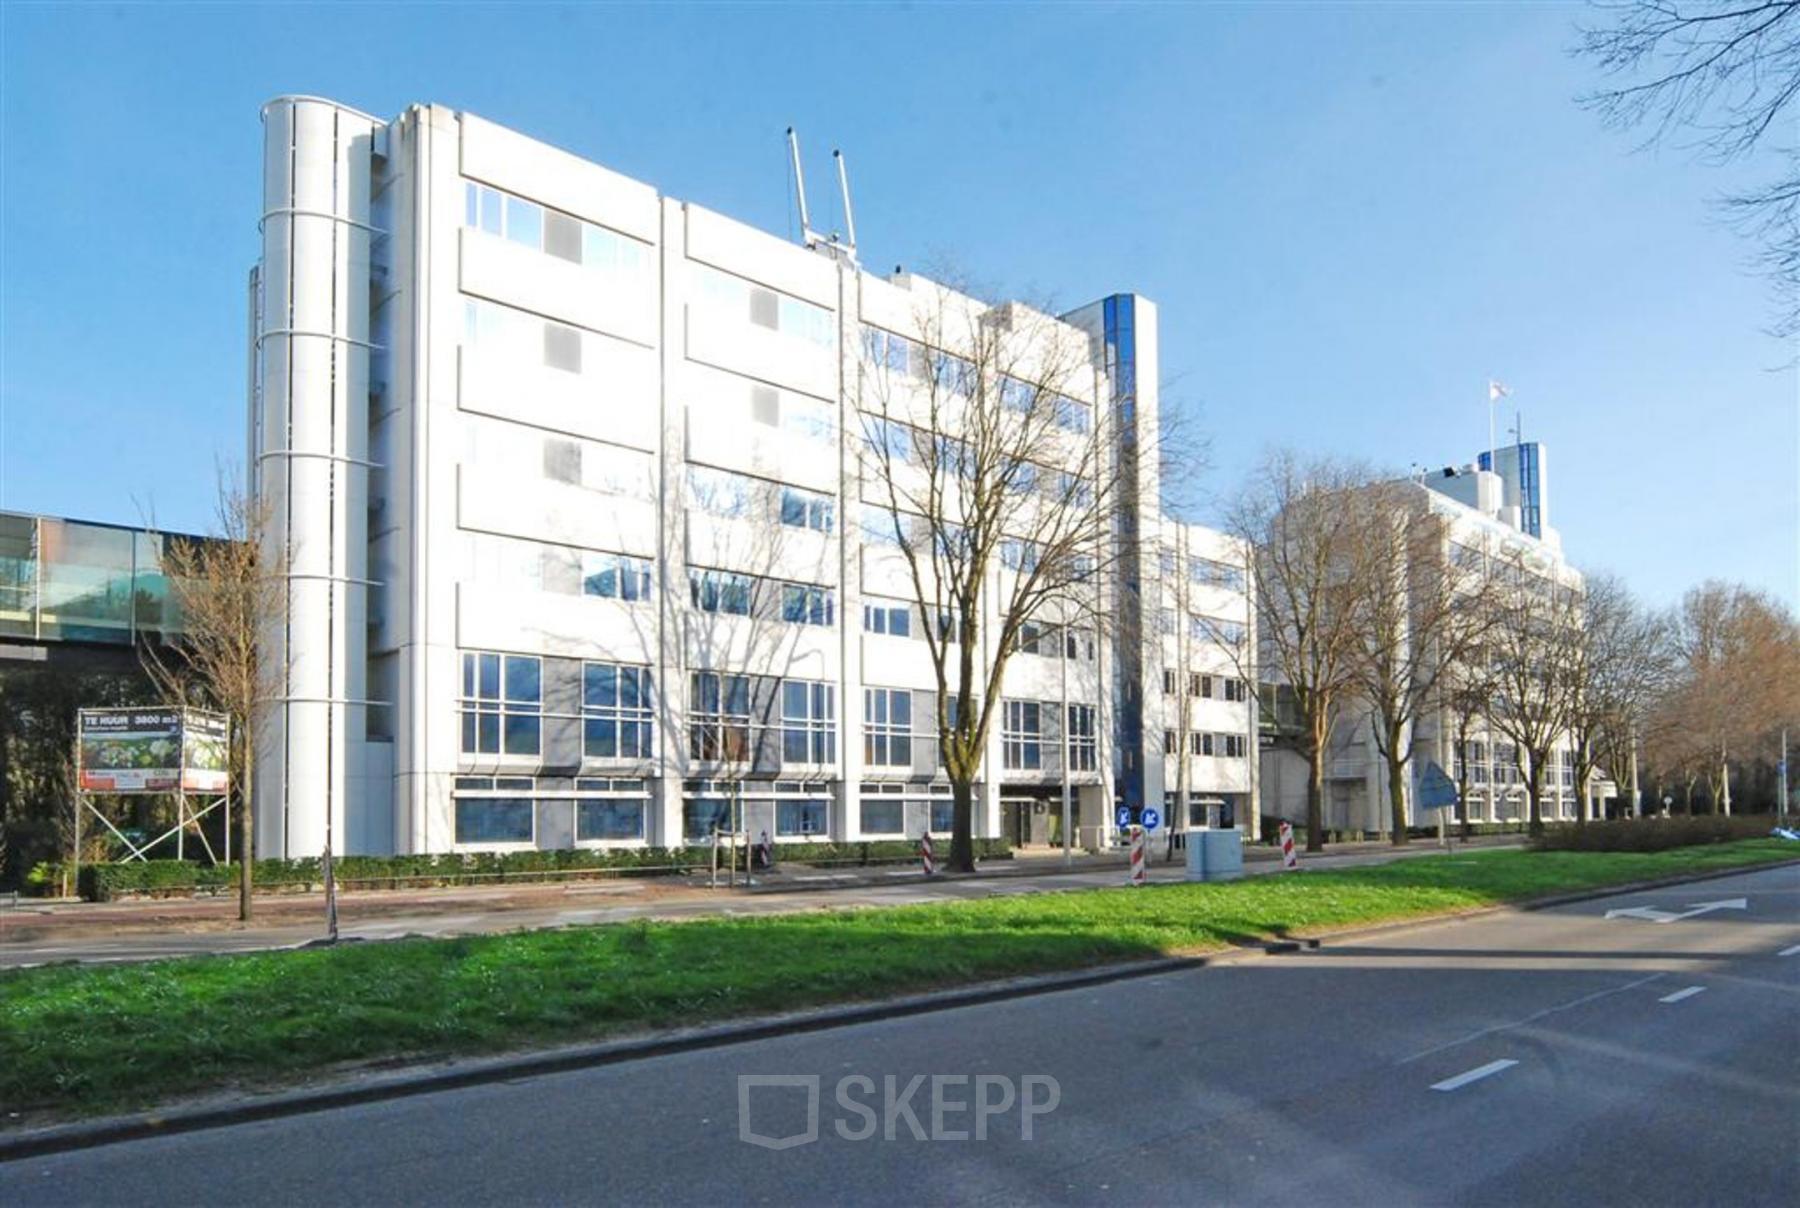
[2,2,1794,611]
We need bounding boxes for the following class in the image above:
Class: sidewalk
[0,834,1525,969]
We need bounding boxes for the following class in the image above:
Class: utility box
[1184,828,1245,882]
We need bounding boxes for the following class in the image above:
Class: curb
[3,852,1793,1163]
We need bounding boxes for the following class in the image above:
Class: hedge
[72,837,1013,901]
[1528,813,1779,854]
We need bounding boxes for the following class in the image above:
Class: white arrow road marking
[1603,898,1748,924]
[1778,943,1800,957]
[1431,1059,1519,1092]
[1659,986,1707,1004]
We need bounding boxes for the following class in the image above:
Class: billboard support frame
[71,707,233,892]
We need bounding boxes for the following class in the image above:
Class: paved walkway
[0,835,1524,969]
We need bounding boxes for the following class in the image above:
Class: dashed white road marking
[1431,1059,1518,1092]
[1778,943,1800,958]
[1658,985,1706,1004]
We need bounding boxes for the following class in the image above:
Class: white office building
[1259,445,1603,833]
[248,96,1252,857]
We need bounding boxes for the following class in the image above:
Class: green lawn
[2,840,1792,1121]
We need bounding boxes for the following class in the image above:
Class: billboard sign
[77,708,230,794]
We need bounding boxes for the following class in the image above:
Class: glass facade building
[0,510,197,646]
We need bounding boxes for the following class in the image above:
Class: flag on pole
[1488,380,1510,402]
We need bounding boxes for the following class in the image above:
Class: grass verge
[3,839,1793,1121]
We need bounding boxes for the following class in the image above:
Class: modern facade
[248,97,1253,858]
[0,509,198,660]
[1259,447,1604,833]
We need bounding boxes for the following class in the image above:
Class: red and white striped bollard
[1279,821,1298,870]
[920,830,935,877]
[1129,825,1146,886]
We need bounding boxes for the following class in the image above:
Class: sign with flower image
[77,708,231,794]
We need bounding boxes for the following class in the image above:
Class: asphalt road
[3,863,1794,1206]
[0,839,1520,969]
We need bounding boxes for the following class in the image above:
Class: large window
[460,652,541,757]
[575,778,648,842]
[777,797,830,837]
[463,181,648,280]
[863,598,911,637]
[690,672,751,761]
[780,583,835,627]
[858,781,955,835]
[452,777,537,845]
[694,265,835,348]
[582,664,654,759]
[688,465,756,517]
[1002,700,1043,770]
[780,485,835,534]
[582,553,652,601]
[1067,704,1097,772]
[1192,559,1245,591]
[863,688,913,767]
[781,680,837,764]
[690,569,753,616]
[463,297,589,376]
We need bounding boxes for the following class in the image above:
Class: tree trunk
[1305,749,1326,853]
[949,777,977,873]
[1387,749,1409,846]
[239,747,255,923]
[1526,756,1545,837]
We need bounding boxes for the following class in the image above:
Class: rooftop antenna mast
[785,126,857,266]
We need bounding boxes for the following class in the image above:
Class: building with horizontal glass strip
[248,97,1254,857]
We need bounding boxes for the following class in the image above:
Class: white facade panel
[458,113,659,243]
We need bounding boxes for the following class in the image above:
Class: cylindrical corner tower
[253,96,377,859]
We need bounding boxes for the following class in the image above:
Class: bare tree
[1445,638,1501,840]
[1487,553,1584,835]
[1578,1,1800,335]
[857,280,1120,873]
[1225,452,1390,852]
[140,472,286,922]
[1566,573,1676,822]
[1350,486,1500,845]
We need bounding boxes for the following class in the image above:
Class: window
[1208,620,1247,646]
[1164,730,1178,755]
[1222,677,1247,703]
[1002,700,1042,770]
[1190,673,1212,698]
[695,265,835,348]
[937,609,963,643]
[780,485,835,534]
[862,417,913,463]
[582,553,652,601]
[688,465,754,517]
[1000,376,1035,414]
[1159,548,1178,577]
[777,797,830,837]
[454,797,534,845]
[860,795,904,835]
[1162,669,1178,695]
[540,437,654,500]
[1219,734,1246,759]
[1158,609,1176,636]
[1067,704,1097,772]
[575,778,647,841]
[864,688,913,767]
[582,664,654,759]
[863,599,911,637]
[460,652,541,757]
[863,326,918,377]
[1193,559,1245,591]
[781,680,837,764]
[683,793,734,841]
[690,672,751,761]
[1054,395,1092,434]
[780,583,835,627]
[1001,539,1041,573]
[861,504,902,547]
[464,181,647,279]
[1063,629,1095,661]
[690,569,753,616]
[1013,621,1049,656]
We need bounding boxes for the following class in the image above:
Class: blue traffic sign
[1141,807,1162,832]
[1414,761,1458,811]
[1116,806,1133,830]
